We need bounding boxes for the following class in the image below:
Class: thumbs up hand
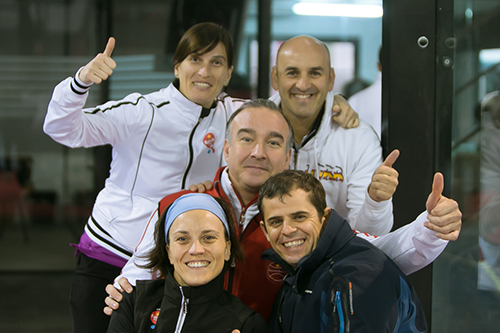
[79,37,117,85]
[424,172,462,241]
[368,149,400,202]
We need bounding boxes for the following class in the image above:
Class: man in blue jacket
[257,170,429,332]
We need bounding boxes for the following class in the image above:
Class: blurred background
[0,0,499,331]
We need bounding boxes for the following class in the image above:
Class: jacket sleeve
[114,208,161,288]
[43,72,144,148]
[339,262,426,333]
[357,211,449,275]
[334,93,392,235]
[107,289,136,333]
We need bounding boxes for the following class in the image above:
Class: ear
[259,221,271,243]
[225,66,234,86]
[271,66,279,91]
[174,63,180,78]
[328,67,335,92]
[223,138,230,163]
[322,207,331,224]
[285,147,292,167]
[166,245,174,265]
[224,240,231,261]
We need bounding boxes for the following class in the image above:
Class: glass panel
[433,1,500,332]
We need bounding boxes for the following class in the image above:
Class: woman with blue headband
[107,193,267,332]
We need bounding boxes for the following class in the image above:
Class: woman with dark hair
[107,193,266,332]
[44,22,245,333]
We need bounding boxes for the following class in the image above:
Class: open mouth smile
[283,240,305,248]
[186,261,210,268]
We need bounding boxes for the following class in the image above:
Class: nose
[295,74,310,91]
[189,240,205,255]
[250,142,266,159]
[198,63,210,77]
[281,220,297,236]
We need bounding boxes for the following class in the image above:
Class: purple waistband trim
[70,232,128,268]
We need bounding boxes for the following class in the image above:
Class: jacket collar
[163,268,226,306]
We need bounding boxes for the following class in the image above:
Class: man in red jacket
[107,98,293,321]
[104,98,462,322]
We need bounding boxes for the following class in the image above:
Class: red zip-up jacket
[158,166,284,322]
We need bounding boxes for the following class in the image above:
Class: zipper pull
[239,207,246,225]
[183,297,189,314]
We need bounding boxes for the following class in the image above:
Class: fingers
[105,284,123,302]
[117,277,133,293]
[78,37,117,85]
[368,152,399,202]
[368,169,399,202]
[103,37,115,57]
[332,94,360,129]
[203,180,214,191]
[426,172,444,213]
[424,197,462,241]
[188,180,213,193]
[382,149,400,167]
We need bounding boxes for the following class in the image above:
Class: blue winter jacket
[262,209,428,333]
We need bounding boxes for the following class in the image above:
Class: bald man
[270,36,399,236]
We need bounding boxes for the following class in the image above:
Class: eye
[190,55,200,62]
[268,219,283,227]
[175,236,188,243]
[268,140,282,147]
[285,70,297,77]
[310,71,321,77]
[213,59,223,66]
[203,234,218,242]
[295,214,307,221]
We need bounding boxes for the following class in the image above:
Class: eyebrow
[283,65,325,72]
[237,128,256,136]
[191,52,227,62]
[266,210,309,223]
[268,131,285,142]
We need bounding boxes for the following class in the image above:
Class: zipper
[181,107,211,190]
[174,287,189,333]
[181,118,201,190]
[333,291,345,333]
[239,207,246,226]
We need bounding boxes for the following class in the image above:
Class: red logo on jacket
[203,132,216,153]
[267,262,287,282]
[150,309,160,324]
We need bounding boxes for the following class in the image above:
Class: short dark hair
[258,170,327,225]
[225,98,294,151]
[174,22,234,68]
[141,196,244,278]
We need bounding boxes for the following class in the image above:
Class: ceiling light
[292,3,383,18]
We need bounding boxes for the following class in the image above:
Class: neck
[282,107,317,145]
[227,173,258,206]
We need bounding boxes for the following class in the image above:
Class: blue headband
[164,193,230,242]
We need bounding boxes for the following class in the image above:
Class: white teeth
[284,240,304,248]
[194,82,211,88]
[187,261,209,268]
[294,94,311,99]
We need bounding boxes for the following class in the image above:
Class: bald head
[276,36,331,69]
[271,35,335,137]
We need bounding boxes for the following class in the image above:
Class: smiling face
[174,42,233,108]
[223,107,291,204]
[260,188,329,268]
[272,36,335,122]
[166,209,230,287]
